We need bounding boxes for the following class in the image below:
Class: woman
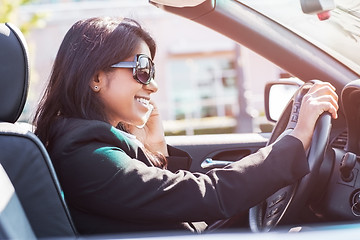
[33,17,338,234]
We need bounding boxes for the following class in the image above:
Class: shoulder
[49,118,138,154]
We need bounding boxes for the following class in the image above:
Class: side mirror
[265,81,301,123]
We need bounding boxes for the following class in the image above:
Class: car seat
[0,22,77,239]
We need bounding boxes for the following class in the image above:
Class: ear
[90,71,106,92]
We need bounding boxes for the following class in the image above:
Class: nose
[143,79,158,93]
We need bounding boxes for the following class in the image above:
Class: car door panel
[166,133,270,173]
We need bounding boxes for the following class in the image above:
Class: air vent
[331,130,348,149]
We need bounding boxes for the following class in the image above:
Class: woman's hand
[290,81,339,150]
[127,102,169,156]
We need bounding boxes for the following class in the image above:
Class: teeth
[136,97,149,106]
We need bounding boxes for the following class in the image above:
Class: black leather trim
[0,23,29,123]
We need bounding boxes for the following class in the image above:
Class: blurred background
[2,0,289,135]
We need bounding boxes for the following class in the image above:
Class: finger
[313,94,339,111]
[307,82,336,95]
[302,90,338,108]
[314,87,338,101]
[311,98,338,119]
[310,81,336,91]
[320,101,338,119]
[148,101,160,115]
[306,86,339,105]
[308,85,337,99]
[301,94,339,119]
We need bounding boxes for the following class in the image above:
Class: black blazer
[47,118,309,235]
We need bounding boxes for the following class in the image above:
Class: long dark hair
[34,17,166,168]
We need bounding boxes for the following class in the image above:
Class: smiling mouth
[135,97,150,107]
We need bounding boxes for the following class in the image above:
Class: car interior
[2,0,360,239]
[153,0,360,228]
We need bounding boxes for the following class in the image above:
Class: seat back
[0,23,77,238]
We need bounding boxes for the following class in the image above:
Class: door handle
[201,158,233,169]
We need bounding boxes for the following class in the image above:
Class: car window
[19,0,352,136]
[238,0,360,75]
[164,54,239,135]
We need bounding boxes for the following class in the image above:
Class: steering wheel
[249,82,332,232]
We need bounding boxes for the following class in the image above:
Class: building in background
[19,0,284,134]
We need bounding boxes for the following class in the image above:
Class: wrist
[146,141,169,157]
[290,127,312,150]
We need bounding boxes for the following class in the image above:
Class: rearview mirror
[149,0,206,7]
[300,0,335,14]
[265,81,300,123]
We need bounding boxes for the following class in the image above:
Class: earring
[94,86,99,91]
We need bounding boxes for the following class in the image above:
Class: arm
[58,125,308,223]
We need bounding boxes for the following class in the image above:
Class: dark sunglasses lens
[136,56,153,84]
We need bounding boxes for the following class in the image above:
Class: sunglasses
[111,54,155,85]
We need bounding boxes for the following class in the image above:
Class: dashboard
[313,79,360,223]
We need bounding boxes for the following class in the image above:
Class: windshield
[238,0,360,76]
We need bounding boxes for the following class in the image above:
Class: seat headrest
[0,23,29,123]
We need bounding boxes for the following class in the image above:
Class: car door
[167,132,270,173]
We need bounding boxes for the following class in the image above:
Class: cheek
[101,70,143,111]
[107,82,130,103]
[106,77,139,106]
